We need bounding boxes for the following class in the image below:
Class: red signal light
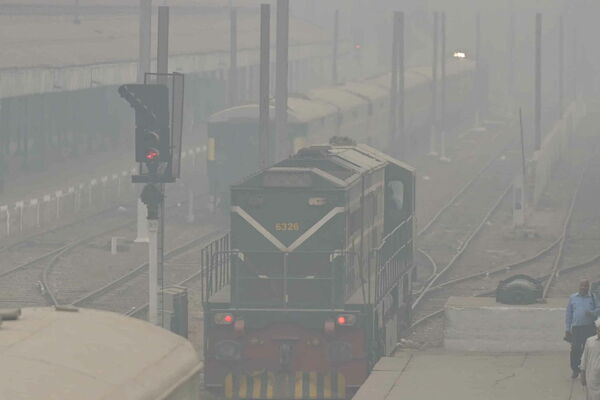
[145,149,159,161]
[336,314,356,326]
[354,44,361,49]
[214,313,234,325]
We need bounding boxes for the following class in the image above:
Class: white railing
[0,146,205,240]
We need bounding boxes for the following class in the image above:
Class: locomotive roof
[0,307,201,400]
[233,144,411,189]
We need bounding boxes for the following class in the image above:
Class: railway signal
[118,83,171,178]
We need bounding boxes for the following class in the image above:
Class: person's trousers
[571,324,596,372]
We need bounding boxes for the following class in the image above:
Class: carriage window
[388,181,404,210]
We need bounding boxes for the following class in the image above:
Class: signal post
[118,74,185,325]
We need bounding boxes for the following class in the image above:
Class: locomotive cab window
[388,181,404,210]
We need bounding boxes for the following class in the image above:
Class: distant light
[354,44,362,50]
[453,51,467,59]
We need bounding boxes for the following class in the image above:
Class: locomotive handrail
[202,246,357,307]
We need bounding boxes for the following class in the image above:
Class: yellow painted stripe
[207,138,215,161]
[266,373,274,399]
[294,371,303,399]
[239,375,248,399]
[338,373,346,398]
[224,374,233,399]
[253,375,261,399]
[309,371,317,399]
[323,374,332,399]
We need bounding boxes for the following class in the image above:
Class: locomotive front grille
[224,371,346,400]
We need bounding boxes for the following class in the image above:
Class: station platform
[353,351,583,400]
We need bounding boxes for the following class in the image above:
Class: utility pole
[429,12,439,156]
[229,7,238,107]
[153,5,170,326]
[474,10,485,130]
[440,12,450,162]
[508,1,515,112]
[259,3,271,169]
[275,0,289,160]
[534,13,542,151]
[332,9,339,86]
[389,12,399,150]
[135,0,152,244]
[558,15,564,119]
[398,11,405,158]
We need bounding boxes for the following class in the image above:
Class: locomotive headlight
[215,340,241,360]
[453,50,467,59]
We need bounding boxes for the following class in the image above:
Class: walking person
[566,279,600,378]
[580,319,600,400]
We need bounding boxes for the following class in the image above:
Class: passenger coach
[202,142,415,399]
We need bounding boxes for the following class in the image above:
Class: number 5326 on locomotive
[201,143,415,399]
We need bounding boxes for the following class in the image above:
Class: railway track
[407,132,600,335]
[66,229,224,314]
[0,189,216,309]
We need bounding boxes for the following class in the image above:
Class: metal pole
[573,25,578,101]
[138,0,152,83]
[559,15,564,118]
[534,13,542,151]
[259,4,271,169]
[508,1,515,108]
[429,12,439,156]
[389,12,399,150]
[135,0,152,244]
[398,11,405,157]
[440,12,450,162]
[157,6,169,79]
[156,5,169,327]
[229,7,238,107]
[332,9,339,86]
[275,0,289,160]
[148,219,159,324]
[475,11,482,127]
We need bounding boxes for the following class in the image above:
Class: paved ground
[354,352,584,400]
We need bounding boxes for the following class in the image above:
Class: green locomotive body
[202,143,415,399]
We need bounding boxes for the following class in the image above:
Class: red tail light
[336,314,356,326]
[214,313,234,325]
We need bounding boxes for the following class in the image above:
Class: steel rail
[412,181,513,310]
[542,156,593,298]
[71,230,225,307]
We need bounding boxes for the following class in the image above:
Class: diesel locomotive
[206,58,474,209]
[202,142,415,399]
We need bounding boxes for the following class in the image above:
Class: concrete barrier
[528,98,587,206]
[443,296,569,352]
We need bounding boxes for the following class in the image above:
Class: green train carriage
[206,59,474,210]
[202,143,415,399]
